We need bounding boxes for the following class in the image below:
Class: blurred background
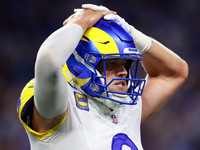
[0,0,199,149]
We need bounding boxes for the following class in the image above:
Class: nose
[116,65,128,77]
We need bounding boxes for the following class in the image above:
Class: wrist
[130,25,152,54]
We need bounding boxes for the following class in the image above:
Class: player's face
[98,59,128,93]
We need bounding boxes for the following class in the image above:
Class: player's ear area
[96,61,101,70]
[96,60,103,73]
[96,60,103,71]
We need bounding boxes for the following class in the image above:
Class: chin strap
[91,94,122,109]
[94,91,129,109]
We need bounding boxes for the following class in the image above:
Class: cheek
[105,72,114,83]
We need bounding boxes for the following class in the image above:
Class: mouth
[108,80,128,93]
[114,81,126,88]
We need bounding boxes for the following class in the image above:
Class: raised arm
[34,23,83,117]
[141,39,188,122]
[33,20,84,132]
[33,8,116,132]
[94,9,189,122]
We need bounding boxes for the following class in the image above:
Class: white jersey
[17,79,143,150]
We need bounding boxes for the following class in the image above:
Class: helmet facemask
[88,54,145,106]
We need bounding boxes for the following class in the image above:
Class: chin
[108,84,128,93]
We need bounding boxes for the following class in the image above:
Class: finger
[63,19,68,26]
[104,14,119,20]
[97,5,110,11]
[82,4,109,11]
[82,4,98,11]
[74,8,83,13]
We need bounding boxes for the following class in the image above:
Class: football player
[17,4,188,150]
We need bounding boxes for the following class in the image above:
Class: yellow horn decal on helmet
[84,27,119,54]
[62,63,91,87]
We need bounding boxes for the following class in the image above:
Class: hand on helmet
[104,14,131,32]
[104,13,152,54]
[79,4,131,32]
[81,4,109,11]
[74,4,109,13]
[72,4,152,54]
[63,5,115,31]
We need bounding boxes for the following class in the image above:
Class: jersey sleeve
[17,79,34,122]
[17,79,67,141]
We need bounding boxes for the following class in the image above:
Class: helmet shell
[63,18,145,105]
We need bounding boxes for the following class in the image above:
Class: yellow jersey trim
[21,113,67,141]
[18,79,67,141]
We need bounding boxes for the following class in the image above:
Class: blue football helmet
[62,18,145,108]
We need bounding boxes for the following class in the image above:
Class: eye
[106,61,115,66]
[109,62,115,65]
[122,61,125,65]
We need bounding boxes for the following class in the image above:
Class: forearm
[34,23,83,118]
[34,8,115,118]
[140,39,188,122]
[141,39,188,79]
[36,23,83,74]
